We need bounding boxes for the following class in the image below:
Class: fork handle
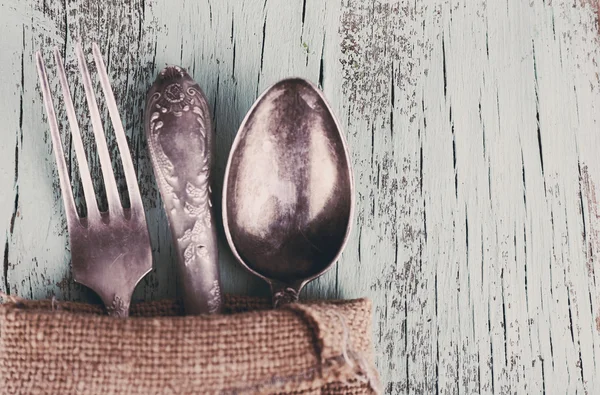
[145,66,223,315]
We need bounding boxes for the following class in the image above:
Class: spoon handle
[270,280,303,308]
[145,66,222,314]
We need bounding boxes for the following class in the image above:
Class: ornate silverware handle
[145,66,222,314]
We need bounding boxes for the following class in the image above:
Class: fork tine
[36,52,78,224]
[53,47,101,221]
[75,41,123,216]
[92,43,144,214]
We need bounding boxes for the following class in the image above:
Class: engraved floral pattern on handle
[150,87,211,267]
[145,66,222,314]
[207,280,222,314]
[106,295,130,317]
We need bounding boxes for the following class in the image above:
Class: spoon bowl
[222,78,354,306]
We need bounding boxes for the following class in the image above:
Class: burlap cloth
[0,294,381,394]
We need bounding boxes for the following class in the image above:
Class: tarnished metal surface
[36,42,152,317]
[223,78,354,307]
[145,66,222,315]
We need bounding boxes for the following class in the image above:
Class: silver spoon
[222,78,354,307]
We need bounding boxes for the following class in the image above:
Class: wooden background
[1,0,600,393]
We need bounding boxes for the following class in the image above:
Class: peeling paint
[1,0,600,393]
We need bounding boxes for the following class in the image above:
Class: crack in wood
[2,240,9,294]
[318,34,325,88]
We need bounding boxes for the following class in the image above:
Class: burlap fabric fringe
[0,293,381,394]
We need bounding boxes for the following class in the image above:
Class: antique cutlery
[36,42,152,317]
[222,78,354,307]
[144,66,222,314]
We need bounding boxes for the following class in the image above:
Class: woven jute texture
[0,294,381,394]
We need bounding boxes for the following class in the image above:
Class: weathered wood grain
[1,0,599,393]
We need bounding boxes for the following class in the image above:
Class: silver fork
[36,42,152,317]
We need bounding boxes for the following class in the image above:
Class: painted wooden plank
[1,0,600,393]
[0,1,23,300]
